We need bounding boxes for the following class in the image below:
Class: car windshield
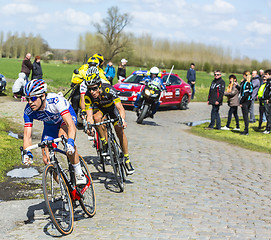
[123,74,145,83]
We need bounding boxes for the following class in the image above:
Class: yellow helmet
[87,57,99,67]
[92,53,104,66]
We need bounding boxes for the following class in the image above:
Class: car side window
[162,75,182,85]
[169,76,182,85]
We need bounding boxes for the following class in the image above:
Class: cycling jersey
[24,93,77,141]
[24,92,77,126]
[84,83,121,110]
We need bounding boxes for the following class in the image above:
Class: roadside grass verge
[190,116,271,154]
[0,117,23,182]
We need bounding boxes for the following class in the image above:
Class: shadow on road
[83,155,133,193]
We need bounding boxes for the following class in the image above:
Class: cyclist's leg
[113,121,134,175]
[59,124,86,185]
[114,124,128,155]
[93,110,105,138]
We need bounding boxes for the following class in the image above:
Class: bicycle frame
[25,137,91,201]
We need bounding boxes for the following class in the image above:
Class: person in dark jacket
[221,74,240,130]
[206,70,225,130]
[21,53,32,80]
[238,71,253,135]
[186,63,196,99]
[117,58,128,83]
[249,70,260,123]
[262,69,271,134]
[104,61,115,85]
[31,56,43,80]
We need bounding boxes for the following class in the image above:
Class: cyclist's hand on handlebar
[67,138,75,155]
[80,110,86,119]
[22,150,33,166]
[118,117,127,129]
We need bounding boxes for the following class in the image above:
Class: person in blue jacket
[186,63,196,99]
[104,61,115,85]
[133,66,166,118]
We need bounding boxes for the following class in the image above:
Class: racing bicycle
[20,135,96,235]
[83,117,106,172]
[87,115,126,192]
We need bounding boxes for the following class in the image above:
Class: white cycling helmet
[150,66,159,75]
[24,79,47,97]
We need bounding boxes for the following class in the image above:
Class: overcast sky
[1,0,271,61]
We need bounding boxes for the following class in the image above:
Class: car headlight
[145,89,151,96]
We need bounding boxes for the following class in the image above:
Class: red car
[113,70,191,110]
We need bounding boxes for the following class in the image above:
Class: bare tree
[93,6,132,61]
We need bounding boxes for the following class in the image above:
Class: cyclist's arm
[23,126,32,149]
[86,107,94,124]
[80,94,85,111]
[61,112,76,140]
[114,101,127,128]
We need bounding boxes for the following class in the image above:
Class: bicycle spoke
[42,164,74,235]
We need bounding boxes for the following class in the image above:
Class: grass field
[0,58,244,102]
[190,117,271,154]
[0,118,23,182]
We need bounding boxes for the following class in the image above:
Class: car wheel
[179,94,188,110]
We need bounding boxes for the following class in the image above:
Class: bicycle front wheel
[42,164,74,235]
[108,140,124,192]
[78,155,96,217]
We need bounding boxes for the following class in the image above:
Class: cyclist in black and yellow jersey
[79,56,110,115]
[84,68,135,175]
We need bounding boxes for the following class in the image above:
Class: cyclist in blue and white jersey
[21,79,87,186]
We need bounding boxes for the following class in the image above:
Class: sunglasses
[214,73,221,76]
[88,86,99,92]
[26,96,39,102]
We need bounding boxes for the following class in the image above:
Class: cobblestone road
[1,100,271,240]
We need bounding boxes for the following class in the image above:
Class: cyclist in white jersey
[22,79,87,185]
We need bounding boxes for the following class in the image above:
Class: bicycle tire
[78,155,96,217]
[136,104,149,124]
[42,164,74,235]
[97,135,105,172]
[108,139,124,192]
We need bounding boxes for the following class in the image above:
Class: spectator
[117,58,128,83]
[249,70,260,123]
[12,72,27,101]
[221,74,240,131]
[21,53,32,80]
[186,63,196,99]
[104,61,116,85]
[205,70,225,130]
[262,69,271,134]
[238,71,253,135]
[259,69,265,85]
[258,75,267,130]
[31,56,43,80]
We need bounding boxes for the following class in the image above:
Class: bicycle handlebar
[24,136,66,151]
[88,118,118,128]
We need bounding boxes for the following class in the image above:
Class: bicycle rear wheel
[108,140,124,192]
[78,155,96,217]
[42,164,74,235]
